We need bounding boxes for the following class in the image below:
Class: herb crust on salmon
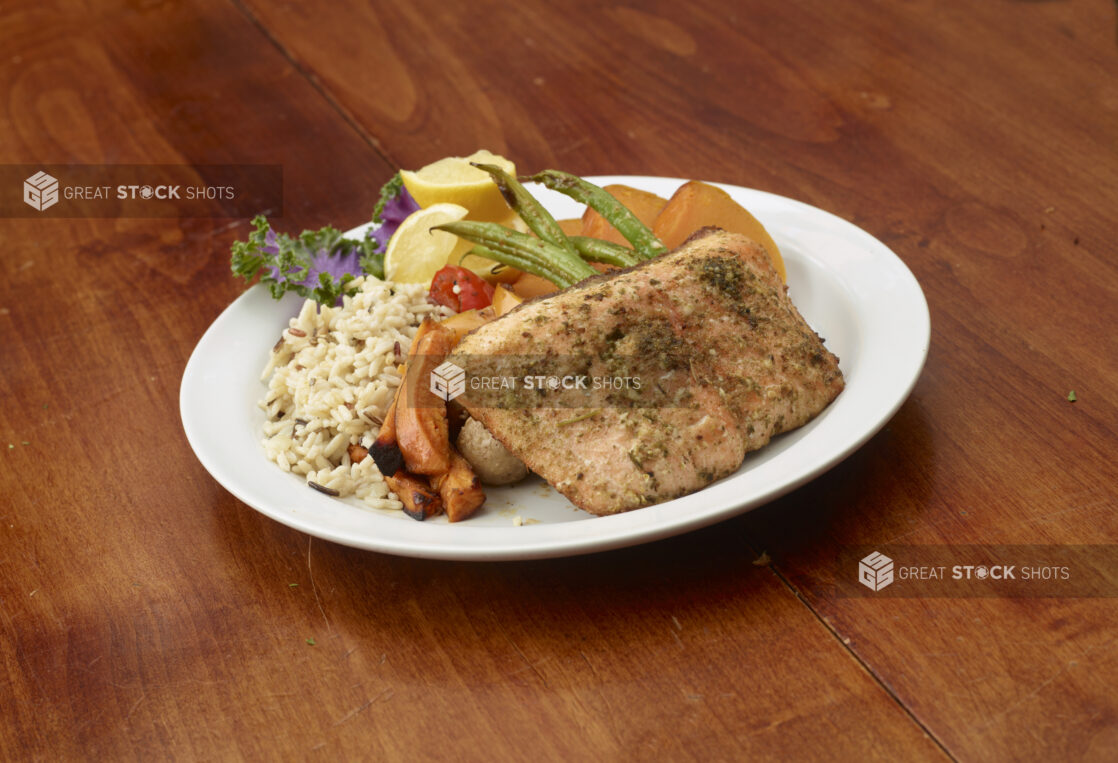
[450,228,844,515]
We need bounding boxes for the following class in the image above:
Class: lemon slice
[384,203,473,284]
[400,150,516,222]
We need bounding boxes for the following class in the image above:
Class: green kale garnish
[231,215,383,305]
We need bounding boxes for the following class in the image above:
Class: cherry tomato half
[428,266,494,312]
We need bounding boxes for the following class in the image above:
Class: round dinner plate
[180,176,930,560]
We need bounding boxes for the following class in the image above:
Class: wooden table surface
[2,0,1116,759]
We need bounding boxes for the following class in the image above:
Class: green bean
[568,236,640,268]
[437,222,587,283]
[525,170,668,260]
[433,221,596,288]
[457,245,560,287]
[471,163,578,259]
[457,245,510,277]
[439,225,559,282]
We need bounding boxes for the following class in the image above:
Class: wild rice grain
[308,481,340,496]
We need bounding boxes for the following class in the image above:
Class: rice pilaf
[259,277,452,510]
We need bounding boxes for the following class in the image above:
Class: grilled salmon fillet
[450,228,844,515]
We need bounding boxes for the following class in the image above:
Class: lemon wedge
[400,150,516,222]
[384,203,473,284]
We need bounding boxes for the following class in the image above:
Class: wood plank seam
[226,0,402,174]
[754,545,958,761]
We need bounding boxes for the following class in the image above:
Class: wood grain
[2,0,1116,759]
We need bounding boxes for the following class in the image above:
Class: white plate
[180,177,929,560]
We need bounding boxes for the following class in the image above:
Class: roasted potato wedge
[396,321,458,475]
